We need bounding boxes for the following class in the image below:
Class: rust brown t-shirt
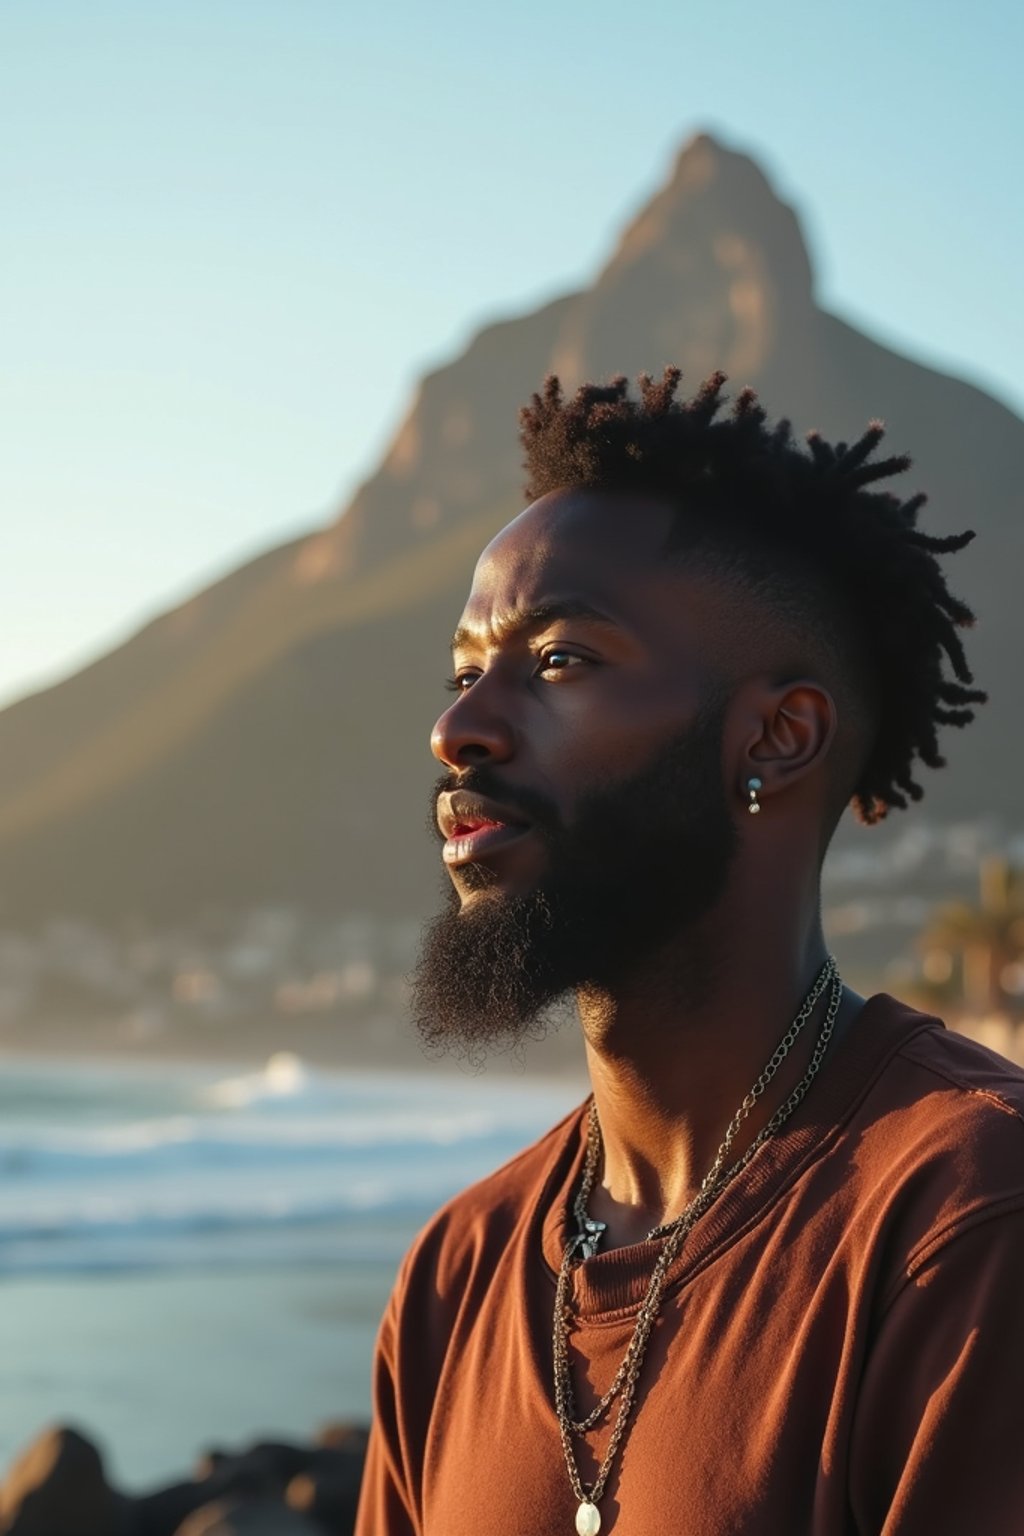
[355,997,1024,1534]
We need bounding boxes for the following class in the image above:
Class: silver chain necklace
[553,957,843,1536]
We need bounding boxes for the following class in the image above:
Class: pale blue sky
[2,0,1021,711]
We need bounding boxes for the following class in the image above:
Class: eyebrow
[450,598,623,654]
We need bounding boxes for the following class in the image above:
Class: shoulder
[864,1002,1024,1167]
[894,1014,1024,1120]
[845,1000,1024,1286]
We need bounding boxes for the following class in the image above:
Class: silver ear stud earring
[747,777,763,815]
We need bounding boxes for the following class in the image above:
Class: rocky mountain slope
[0,133,1020,929]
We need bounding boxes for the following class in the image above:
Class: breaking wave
[0,1053,580,1275]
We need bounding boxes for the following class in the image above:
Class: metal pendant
[577,1217,606,1260]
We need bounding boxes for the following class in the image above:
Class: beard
[410,695,739,1056]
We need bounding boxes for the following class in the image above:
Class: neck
[577,894,862,1248]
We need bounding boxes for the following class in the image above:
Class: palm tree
[917,857,1024,1019]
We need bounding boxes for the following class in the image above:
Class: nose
[430,682,516,769]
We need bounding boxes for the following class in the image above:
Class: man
[355,369,1024,1534]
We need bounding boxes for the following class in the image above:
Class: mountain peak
[669,128,726,182]
[548,132,816,390]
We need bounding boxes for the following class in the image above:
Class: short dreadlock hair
[519,368,985,825]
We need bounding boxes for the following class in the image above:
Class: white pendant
[576,1500,601,1535]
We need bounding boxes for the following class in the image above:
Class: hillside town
[1,829,1023,1068]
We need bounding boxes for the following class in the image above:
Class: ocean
[0,1052,583,1490]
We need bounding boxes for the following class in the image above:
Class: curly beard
[410,698,737,1056]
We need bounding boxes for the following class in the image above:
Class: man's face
[410,488,741,1051]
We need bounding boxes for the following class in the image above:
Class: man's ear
[733,678,837,803]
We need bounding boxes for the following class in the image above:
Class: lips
[437,791,532,867]
[451,819,502,837]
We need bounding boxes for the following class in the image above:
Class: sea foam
[0,1054,580,1275]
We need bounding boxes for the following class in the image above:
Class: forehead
[457,488,690,639]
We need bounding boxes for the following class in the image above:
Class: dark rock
[158,1437,359,1530]
[312,1426,368,1458]
[134,1480,221,1536]
[175,1498,325,1535]
[193,1452,229,1482]
[0,1424,130,1535]
[131,1432,369,1536]
[288,1452,359,1482]
[286,1463,362,1535]
[194,1441,316,1502]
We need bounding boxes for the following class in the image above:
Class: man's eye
[537,650,586,677]
[443,672,478,693]
[443,652,588,693]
